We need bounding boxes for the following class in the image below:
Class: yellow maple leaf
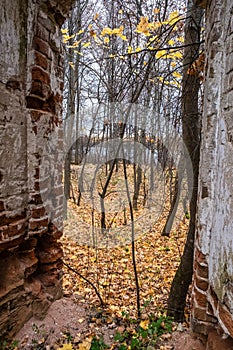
[78,336,92,350]
[149,21,162,31]
[168,11,180,25]
[104,37,110,44]
[140,319,149,330]
[82,42,91,48]
[112,25,124,35]
[136,17,151,36]
[117,33,127,41]
[58,344,74,350]
[127,46,133,54]
[177,36,184,43]
[77,29,84,35]
[172,71,182,79]
[61,28,68,34]
[101,27,113,36]
[74,50,83,56]
[156,50,167,59]
[168,39,175,45]
[94,13,99,20]
[68,62,75,70]
[172,51,183,59]
[63,33,75,43]
[135,47,142,53]
[153,8,160,14]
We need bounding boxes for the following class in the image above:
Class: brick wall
[192,0,233,347]
[0,0,74,341]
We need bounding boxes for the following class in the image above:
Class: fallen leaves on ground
[55,163,191,349]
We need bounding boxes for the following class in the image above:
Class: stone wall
[0,0,74,341]
[192,0,233,346]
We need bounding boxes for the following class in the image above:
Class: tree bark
[167,0,203,321]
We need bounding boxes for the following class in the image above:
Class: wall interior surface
[192,0,233,343]
[0,0,74,340]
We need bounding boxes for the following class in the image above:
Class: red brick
[193,287,208,308]
[194,272,209,291]
[195,261,209,279]
[0,234,26,252]
[41,83,51,99]
[207,329,233,350]
[8,219,26,237]
[26,96,44,110]
[218,303,233,337]
[29,217,48,231]
[31,207,46,219]
[38,246,63,264]
[0,212,26,226]
[35,22,49,42]
[34,51,48,70]
[209,287,219,311]
[38,13,56,33]
[32,37,51,58]
[32,67,50,85]
[29,193,43,205]
[193,303,217,323]
[191,318,215,336]
[195,247,208,264]
[30,81,42,96]
[30,111,42,123]
[0,201,5,211]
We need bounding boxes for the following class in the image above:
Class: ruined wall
[0,0,74,340]
[192,0,233,345]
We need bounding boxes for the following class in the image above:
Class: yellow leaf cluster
[168,11,180,25]
[163,11,180,25]
[101,25,127,40]
[136,17,150,36]
[136,17,161,36]
[156,49,183,60]
[63,33,75,43]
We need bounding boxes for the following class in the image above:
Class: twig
[63,261,104,306]
[123,158,141,318]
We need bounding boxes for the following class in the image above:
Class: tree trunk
[167,1,203,321]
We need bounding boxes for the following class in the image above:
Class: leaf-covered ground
[62,215,189,320]
[62,163,190,321]
[14,163,192,350]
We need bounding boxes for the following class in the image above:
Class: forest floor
[14,164,206,350]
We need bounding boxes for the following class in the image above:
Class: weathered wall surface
[0,0,74,340]
[192,0,233,344]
